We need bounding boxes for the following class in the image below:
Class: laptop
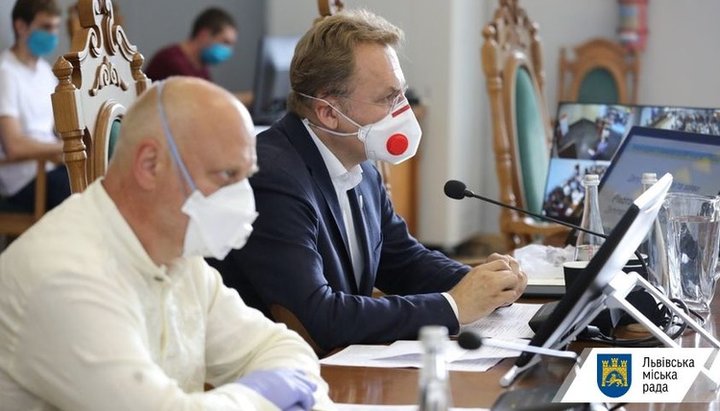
[598,126,720,232]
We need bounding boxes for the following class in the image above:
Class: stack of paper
[321,303,542,372]
[321,337,530,372]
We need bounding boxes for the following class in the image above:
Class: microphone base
[500,358,540,387]
[499,366,519,388]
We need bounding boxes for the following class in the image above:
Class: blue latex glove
[236,368,317,410]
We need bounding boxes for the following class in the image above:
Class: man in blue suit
[210,9,526,353]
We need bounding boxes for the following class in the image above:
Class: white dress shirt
[0,180,333,411]
[304,121,365,288]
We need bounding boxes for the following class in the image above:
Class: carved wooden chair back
[51,0,150,193]
[481,0,568,248]
[558,37,640,105]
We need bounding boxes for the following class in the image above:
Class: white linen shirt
[0,49,58,196]
[0,179,334,411]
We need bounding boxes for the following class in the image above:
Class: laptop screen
[542,102,720,230]
[598,126,720,231]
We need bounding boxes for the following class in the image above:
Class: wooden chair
[51,0,150,193]
[67,1,124,43]
[558,38,640,105]
[481,0,569,249]
[0,161,48,237]
[317,0,345,18]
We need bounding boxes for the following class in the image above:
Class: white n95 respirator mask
[157,81,258,260]
[180,179,257,259]
[298,92,422,165]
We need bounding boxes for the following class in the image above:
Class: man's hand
[449,253,527,324]
[235,368,317,410]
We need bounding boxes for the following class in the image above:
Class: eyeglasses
[339,85,409,115]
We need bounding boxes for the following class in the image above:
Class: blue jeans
[7,166,71,212]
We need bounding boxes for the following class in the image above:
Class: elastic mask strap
[157,81,197,192]
[296,91,363,135]
[302,119,357,137]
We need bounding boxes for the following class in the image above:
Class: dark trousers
[7,166,71,212]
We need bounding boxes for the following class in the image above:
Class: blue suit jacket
[211,113,470,352]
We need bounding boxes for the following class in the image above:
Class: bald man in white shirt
[0,77,333,411]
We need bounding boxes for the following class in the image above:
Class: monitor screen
[502,173,673,386]
[598,126,720,231]
[251,35,300,125]
[542,102,720,229]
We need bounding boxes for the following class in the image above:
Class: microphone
[444,179,650,274]
[443,179,473,200]
[457,330,577,360]
[444,179,606,240]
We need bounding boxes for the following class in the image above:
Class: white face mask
[181,180,257,259]
[298,92,422,165]
[157,81,258,260]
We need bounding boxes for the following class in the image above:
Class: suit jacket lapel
[279,114,356,288]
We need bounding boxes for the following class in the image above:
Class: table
[321,296,720,409]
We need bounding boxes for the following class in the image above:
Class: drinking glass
[660,193,720,313]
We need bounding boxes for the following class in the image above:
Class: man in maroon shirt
[145,7,237,82]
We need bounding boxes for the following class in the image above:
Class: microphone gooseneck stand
[443,180,649,276]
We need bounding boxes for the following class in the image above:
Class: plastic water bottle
[574,174,605,261]
[640,172,669,292]
[418,326,451,411]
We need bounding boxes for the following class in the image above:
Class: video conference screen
[597,127,720,230]
[541,102,720,227]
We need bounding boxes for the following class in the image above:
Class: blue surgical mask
[27,29,59,57]
[200,43,233,65]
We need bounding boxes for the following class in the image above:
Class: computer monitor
[502,173,673,386]
[542,102,720,229]
[251,35,300,125]
[543,103,636,226]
